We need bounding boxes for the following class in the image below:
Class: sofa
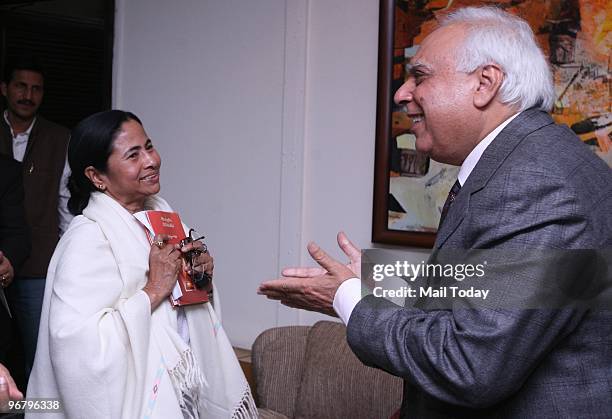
[252,320,402,419]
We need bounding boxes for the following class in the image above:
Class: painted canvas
[373,0,611,246]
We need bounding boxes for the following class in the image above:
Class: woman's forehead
[113,120,148,149]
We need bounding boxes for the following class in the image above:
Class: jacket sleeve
[347,296,583,408]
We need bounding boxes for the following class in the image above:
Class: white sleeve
[57,158,73,235]
[332,277,364,324]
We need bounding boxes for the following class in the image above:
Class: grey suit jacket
[347,109,612,418]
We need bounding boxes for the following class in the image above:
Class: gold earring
[98,184,105,190]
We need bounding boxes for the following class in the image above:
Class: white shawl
[27,192,257,419]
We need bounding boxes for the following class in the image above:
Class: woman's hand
[180,240,214,291]
[143,234,182,310]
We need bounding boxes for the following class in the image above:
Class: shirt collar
[3,110,36,139]
[457,112,521,186]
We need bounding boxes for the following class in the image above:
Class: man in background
[259,6,612,417]
[0,54,71,381]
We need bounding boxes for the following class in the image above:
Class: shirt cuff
[333,277,363,325]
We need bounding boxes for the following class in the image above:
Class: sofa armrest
[294,321,403,419]
[252,325,310,417]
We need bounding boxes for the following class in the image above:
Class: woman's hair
[440,6,555,112]
[67,110,142,215]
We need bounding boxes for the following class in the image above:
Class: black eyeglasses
[180,228,211,289]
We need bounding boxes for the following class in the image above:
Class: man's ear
[473,64,504,108]
[0,82,7,97]
[84,166,106,191]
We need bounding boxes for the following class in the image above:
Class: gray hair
[440,6,555,112]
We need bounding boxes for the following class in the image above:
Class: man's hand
[0,362,23,411]
[0,252,14,288]
[258,232,361,316]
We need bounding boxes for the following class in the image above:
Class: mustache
[17,99,35,106]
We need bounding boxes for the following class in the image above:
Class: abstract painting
[372,0,611,247]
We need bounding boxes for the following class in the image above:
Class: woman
[27,111,256,419]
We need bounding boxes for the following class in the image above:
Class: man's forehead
[408,26,462,69]
[11,69,44,85]
[407,37,437,68]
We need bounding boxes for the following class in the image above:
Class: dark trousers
[0,299,11,364]
[6,277,45,382]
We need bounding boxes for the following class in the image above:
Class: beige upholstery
[252,325,311,417]
[252,321,402,419]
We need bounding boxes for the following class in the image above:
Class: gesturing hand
[257,232,361,316]
[143,234,182,310]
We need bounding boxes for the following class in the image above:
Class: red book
[135,210,209,306]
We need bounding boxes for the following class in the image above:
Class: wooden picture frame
[372,0,611,248]
[373,0,419,246]
[372,0,449,248]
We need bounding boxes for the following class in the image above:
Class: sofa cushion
[294,321,402,419]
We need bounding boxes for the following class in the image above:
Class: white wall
[114,0,430,348]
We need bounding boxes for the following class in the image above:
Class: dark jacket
[0,154,30,270]
[0,115,69,277]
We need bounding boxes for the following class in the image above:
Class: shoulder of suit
[505,115,612,210]
[509,111,609,178]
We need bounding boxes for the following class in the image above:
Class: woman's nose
[144,151,159,168]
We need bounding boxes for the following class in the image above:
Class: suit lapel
[433,108,555,249]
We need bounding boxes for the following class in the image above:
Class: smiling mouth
[140,172,159,181]
[408,114,424,124]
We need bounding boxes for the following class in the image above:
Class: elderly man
[259,6,612,418]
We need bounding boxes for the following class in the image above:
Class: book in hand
[134,210,209,307]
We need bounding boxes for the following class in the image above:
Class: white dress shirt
[333,112,521,324]
[4,111,73,234]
